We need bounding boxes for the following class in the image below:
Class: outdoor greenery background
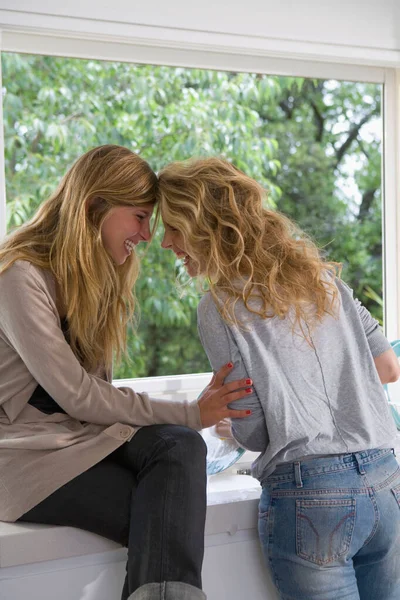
[2,53,383,378]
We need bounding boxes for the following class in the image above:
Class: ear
[86,196,108,219]
[86,196,99,214]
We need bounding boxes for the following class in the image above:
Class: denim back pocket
[392,483,400,508]
[296,498,356,565]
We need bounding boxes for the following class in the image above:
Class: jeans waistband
[266,447,394,487]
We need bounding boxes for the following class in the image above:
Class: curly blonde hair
[0,145,158,370]
[158,157,341,336]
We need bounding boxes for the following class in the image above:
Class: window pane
[1,53,383,377]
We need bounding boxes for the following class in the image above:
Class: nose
[161,230,172,249]
[141,220,151,242]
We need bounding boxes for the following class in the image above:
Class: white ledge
[0,474,261,570]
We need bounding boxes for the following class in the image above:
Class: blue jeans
[258,448,400,600]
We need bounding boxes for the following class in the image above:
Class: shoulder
[334,277,352,295]
[1,259,40,278]
[197,293,233,343]
[0,260,55,298]
[334,277,357,310]
[197,292,221,321]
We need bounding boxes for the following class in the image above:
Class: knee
[160,425,207,469]
[165,425,207,457]
[128,424,207,474]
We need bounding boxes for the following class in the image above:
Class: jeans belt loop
[354,452,366,475]
[294,461,303,488]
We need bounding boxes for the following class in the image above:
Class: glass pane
[1,53,383,377]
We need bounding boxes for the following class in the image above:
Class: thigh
[113,424,207,474]
[19,458,136,546]
[354,461,400,600]
[258,487,361,600]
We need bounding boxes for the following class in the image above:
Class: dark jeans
[19,425,207,600]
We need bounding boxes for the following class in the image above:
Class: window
[2,52,385,378]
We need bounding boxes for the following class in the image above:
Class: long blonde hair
[158,157,341,336]
[0,145,158,370]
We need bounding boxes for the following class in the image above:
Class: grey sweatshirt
[197,278,398,483]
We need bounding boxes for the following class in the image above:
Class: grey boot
[128,581,207,600]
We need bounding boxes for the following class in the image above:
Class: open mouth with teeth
[124,239,136,254]
[178,254,198,276]
[175,252,190,265]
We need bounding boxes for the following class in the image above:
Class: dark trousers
[19,425,208,600]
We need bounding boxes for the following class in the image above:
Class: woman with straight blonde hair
[0,146,252,600]
[158,156,400,600]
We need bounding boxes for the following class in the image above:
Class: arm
[338,279,397,383]
[197,296,269,452]
[0,262,201,428]
[374,348,400,384]
[352,295,400,383]
[353,292,399,384]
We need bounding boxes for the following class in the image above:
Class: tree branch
[358,188,377,221]
[357,138,370,160]
[279,100,293,119]
[310,100,325,142]
[335,110,378,167]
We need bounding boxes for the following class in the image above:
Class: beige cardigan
[0,261,202,522]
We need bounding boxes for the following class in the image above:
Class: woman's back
[197,277,398,481]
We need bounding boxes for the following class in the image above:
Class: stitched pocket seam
[296,498,356,565]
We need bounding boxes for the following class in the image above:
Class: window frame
[0,26,399,371]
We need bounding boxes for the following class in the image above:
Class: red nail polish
[245,379,252,385]
[246,410,252,415]
[227,362,233,368]
[245,388,252,393]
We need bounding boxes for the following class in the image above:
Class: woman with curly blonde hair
[0,146,252,600]
[158,157,400,600]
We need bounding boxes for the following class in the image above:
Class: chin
[187,266,199,277]
[113,253,129,266]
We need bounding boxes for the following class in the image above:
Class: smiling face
[161,225,200,277]
[101,203,154,265]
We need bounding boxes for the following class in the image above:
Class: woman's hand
[198,363,252,429]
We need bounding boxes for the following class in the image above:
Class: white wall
[1,0,400,67]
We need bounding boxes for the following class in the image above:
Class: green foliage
[2,54,383,377]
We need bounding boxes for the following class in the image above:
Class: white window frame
[0,25,399,390]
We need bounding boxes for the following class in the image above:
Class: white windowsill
[114,372,212,400]
[0,474,261,571]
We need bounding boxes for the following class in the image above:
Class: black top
[28,318,70,415]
